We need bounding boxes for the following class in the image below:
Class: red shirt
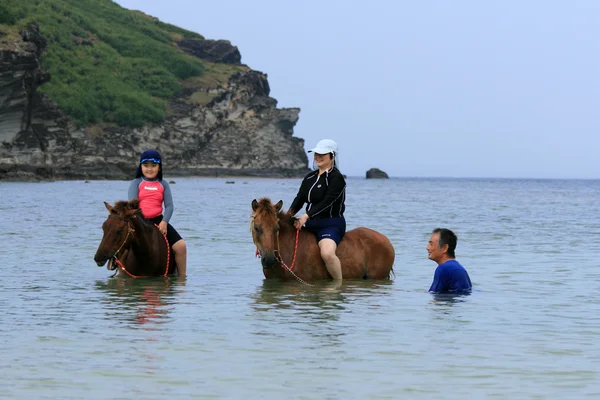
[137,180,165,219]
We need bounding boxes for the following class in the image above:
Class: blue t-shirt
[429,259,472,293]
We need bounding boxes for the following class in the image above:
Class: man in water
[427,228,472,293]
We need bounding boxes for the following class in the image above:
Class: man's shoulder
[439,259,465,270]
[441,259,461,265]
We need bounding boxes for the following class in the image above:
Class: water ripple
[1,178,599,399]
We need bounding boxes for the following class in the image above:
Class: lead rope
[275,227,314,287]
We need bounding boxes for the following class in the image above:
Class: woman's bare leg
[318,238,342,281]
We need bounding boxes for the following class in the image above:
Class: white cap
[308,139,338,155]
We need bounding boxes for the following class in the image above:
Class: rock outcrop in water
[0,23,309,181]
[366,168,389,179]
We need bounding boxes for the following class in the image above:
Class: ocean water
[1,177,599,399]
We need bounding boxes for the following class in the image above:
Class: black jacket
[289,167,346,219]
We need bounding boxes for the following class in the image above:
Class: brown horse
[94,199,176,278]
[251,198,395,281]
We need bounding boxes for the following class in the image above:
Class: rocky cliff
[0,23,309,181]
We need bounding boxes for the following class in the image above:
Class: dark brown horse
[251,198,395,281]
[94,199,176,278]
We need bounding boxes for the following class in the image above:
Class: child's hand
[159,221,168,235]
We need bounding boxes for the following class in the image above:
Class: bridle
[251,213,313,286]
[107,212,170,278]
[108,215,136,261]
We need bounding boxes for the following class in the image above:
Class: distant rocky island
[366,168,389,179]
[0,1,309,181]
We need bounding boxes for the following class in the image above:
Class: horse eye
[254,225,262,234]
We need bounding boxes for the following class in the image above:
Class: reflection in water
[250,280,348,349]
[252,279,346,312]
[250,280,395,349]
[431,292,471,305]
[92,278,186,382]
[252,279,395,310]
[94,277,186,330]
[429,292,471,316]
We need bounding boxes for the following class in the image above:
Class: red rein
[277,228,300,271]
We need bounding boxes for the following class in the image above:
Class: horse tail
[388,265,396,280]
[383,235,396,280]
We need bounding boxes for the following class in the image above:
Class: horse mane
[278,210,294,227]
[254,198,277,218]
[112,199,142,216]
[128,198,141,211]
[255,197,295,228]
[111,200,130,213]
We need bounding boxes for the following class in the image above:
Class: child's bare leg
[172,240,187,276]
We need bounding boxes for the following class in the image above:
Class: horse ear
[104,202,113,212]
[252,199,258,211]
[275,200,283,211]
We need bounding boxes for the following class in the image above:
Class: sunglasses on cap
[140,158,161,164]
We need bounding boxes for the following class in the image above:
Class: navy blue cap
[139,149,162,164]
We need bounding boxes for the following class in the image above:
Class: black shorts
[146,215,183,247]
[304,216,346,245]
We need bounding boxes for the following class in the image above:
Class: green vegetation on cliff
[0,0,231,127]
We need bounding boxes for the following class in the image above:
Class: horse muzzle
[261,253,279,269]
[94,253,108,267]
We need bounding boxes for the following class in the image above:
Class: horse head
[251,198,285,269]
[94,199,142,267]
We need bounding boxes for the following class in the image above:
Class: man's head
[427,228,457,264]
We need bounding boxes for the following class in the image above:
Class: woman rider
[288,139,346,281]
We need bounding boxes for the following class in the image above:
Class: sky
[115,0,599,179]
